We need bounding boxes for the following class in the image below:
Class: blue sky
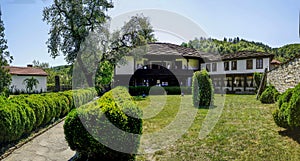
[1,0,300,66]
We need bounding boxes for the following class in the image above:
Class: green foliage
[259,85,280,104]
[273,44,300,63]
[95,61,113,96]
[182,37,300,64]
[286,84,300,128]
[0,9,12,95]
[9,96,36,134]
[192,70,214,107]
[273,84,300,130]
[25,95,45,128]
[45,65,72,87]
[43,0,113,64]
[0,88,96,144]
[182,37,272,55]
[253,72,262,89]
[23,77,40,93]
[64,86,142,160]
[43,0,156,87]
[278,88,294,108]
[0,100,24,143]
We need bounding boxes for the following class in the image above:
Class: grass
[134,94,300,160]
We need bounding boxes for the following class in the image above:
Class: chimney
[27,64,33,67]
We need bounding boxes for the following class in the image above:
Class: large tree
[43,0,114,86]
[43,0,156,87]
[73,14,156,89]
[0,9,12,94]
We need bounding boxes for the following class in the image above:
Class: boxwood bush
[259,85,280,104]
[0,98,26,143]
[64,86,143,160]
[0,88,97,144]
[10,96,36,134]
[273,83,300,129]
[192,70,214,108]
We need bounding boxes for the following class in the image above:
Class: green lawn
[134,94,300,161]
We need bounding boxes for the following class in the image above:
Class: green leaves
[23,77,40,93]
[95,60,113,96]
[273,83,300,129]
[43,0,114,63]
[0,9,12,94]
[192,70,214,108]
[64,86,142,160]
[0,88,97,144]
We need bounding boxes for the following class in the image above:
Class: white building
[7,65,48,93]
[114,43,274,94]
[201,51,273,93]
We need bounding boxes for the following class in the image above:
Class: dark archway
[129,64,180,87]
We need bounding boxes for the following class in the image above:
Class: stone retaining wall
[267,57,300,93]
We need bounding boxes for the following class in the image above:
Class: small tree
[95,61,113,96]
[192,70,214,108]
[254,72,262,89]
[0,9,12,95]
[23,77,39,93]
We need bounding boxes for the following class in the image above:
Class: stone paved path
[3,121,75,161]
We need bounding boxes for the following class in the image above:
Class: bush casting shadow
[278,128,300,144]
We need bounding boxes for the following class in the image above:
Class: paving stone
[3,121,75,161]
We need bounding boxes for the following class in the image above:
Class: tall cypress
[0,8,12,94]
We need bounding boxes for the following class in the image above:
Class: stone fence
[267,57,300,93]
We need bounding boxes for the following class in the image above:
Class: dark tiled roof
[147,43,221,61]
[146,43,273,61]
[221,51,274,61]
[5,66,48,76]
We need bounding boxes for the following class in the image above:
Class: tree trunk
[76,55,94,87]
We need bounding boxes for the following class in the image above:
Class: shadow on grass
[132,96,147,102]
[278,128,300,144]
[194,105,217,109]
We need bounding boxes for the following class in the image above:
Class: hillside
[181,37,300,63]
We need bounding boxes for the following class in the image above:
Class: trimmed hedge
[0,88,97,144]
[259,85,280,104]
[192,70,214,107]
[129,86,192,96]
[273,83,300,129]
[64,86,143,160]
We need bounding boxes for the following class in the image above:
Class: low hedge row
[64,86,143,160]
[273,83,300,129]
[0,88,97,144]
[129,86,192,96]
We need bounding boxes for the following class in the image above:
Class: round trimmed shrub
[40,94,57,125]
[286,84,300,128]
[192,70,214,108]
[273,83,300,129]
[259,85,280,104]
[0,97,24,143]
[25,95,45,128]
[64,86,142,160]
[278,88,293,108]
[60,91,75,110]
[10,96,36,134]
[58,93,70,117]
[273,102,289,128]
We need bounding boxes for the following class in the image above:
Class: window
[212,63,217,72]
[246,59,253,69]
[256,58,263,69]
[224,62,229,71]
[231,61,237,70]
[206,64,211,72]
